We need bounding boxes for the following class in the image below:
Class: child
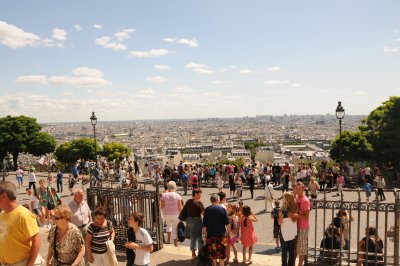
[337,172,345,196]
[27,189,42,226]
[240,205,258,263]
[226,206,239,264]
[47,171,54,188]
[271,200,281,250]
[124,212,153,266]
[50,187,62,206]
[363,179,372,201]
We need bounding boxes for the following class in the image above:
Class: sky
[0,0,399,123]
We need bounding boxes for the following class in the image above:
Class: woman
[46,205,85,266]
[235,173,243,200]
[247,173,255,199]
[308,177,320,199]
[278,192,298,266]
[86,206,116,266]
[125,212,153,266]
[160,181,183,246]
[181,188,205,258]
[358,227,384,266]
[37,178,51,227]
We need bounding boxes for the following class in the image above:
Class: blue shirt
[203,205,229,238]
[364,183,372,192]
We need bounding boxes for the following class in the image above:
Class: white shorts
[163,214,180,239]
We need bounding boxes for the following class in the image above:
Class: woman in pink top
[160,181,183,246]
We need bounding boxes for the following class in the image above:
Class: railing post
[394,190,400,266]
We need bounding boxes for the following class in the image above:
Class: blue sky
[0,0,399,122]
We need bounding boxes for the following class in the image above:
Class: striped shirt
[87,221,111,254]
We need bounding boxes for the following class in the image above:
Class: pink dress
[240,216,257,247]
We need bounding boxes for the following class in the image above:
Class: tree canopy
[329,130,372,162]
[101,142,131,162]
[0,115,56,169]
[54,137,101,164]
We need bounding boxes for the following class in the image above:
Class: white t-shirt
[134,227,153,265]
[28,172,36,183]
[16,169,24,178]
[265,183,274,198]
[30,195,39,209]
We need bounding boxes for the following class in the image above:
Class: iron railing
[307,189,400,265]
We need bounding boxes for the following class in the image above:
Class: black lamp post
[335,101,345,167]
[90,112,98,168]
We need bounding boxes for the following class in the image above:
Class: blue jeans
[280,233,295,266]
[186,217,203,251]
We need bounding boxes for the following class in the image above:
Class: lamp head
[336,101,345,119]
[90,111,97,126]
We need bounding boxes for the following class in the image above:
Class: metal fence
[86,186,163,251]
[307,189,400,265]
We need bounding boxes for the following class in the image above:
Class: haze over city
[1,1,399,123]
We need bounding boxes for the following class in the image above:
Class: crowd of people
[0,157,392,266]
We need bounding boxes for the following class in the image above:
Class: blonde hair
[282,192,298,213]
[54,205,73,221]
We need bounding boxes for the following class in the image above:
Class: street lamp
[335,101,345,167]
[90,111,98,169]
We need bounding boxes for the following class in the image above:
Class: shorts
[273,225,280,239]
[228,235,239,245]
[229,183,235,191]
[17,176,23,183]
[366,191,371,197]
[206,237,227,259]
[296,229,309,256]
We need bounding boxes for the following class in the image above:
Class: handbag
[106,220,119,266]
[178,203,187,221]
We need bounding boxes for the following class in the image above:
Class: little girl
[240,205,258,263]
[226,205,239,264]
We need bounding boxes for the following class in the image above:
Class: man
[56,169,63,193]
[203,194,230,266]
[218,191,227,210]
[294,181,310,266]
[68,188,92,239]
[0,181,41,266]
[181,171,189,195]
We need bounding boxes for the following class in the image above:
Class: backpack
[177,221,186,242]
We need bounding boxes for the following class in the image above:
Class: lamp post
[335,101,345,167]
[90,112,98,169]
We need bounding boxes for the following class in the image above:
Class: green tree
[359,96,400,164]
[54,137,101,164]
[244,141,265,161]
[26,132,57,157]
[0,115,56,169]
[101,142,131,162]
[329,130,372,162]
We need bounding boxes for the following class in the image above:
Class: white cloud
[114,28,135,41]
[319,89,330,94]
[384,46,399,53]
[129,49,173,58]
[93,24,103,29]
[290,83,302,87]
[212,80,233,85]
[172,86,194,93]
[74,25,82,31]
[154,65,169,70]
[264,80,291,85]
[353,91,366,95]
[15,75,48,84]
[52,28,67,42]
[186,62,213,75]
[104,42,127,51]
[163,37,198,47]
[95,36,111,46]
[146,76,168,83]
[267,66,283,72]
[240,69,251,74]
[49,67,111,87]
[61,91,75,96]
[0,21,41,48]
[136,89,154,98]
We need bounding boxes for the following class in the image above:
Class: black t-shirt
[203,205,229,238]
[320,236,341,249]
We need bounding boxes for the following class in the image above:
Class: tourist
[375,174,386,201]
[308,176,320,199]
[270,199,281,250]
[363,179,372,201]
[68,188,92,240]
[37,178,52,227]
[226,204,239,264]
[295,181,311,266]
[228,173,235,198]
[218,191,228,210]
[235,173,243,200]
[15,166,24,189]
[86,206,115,266]
[191,171,199,189]
[46,205,85,266]
[181,171,189,195]
[337,172,345,196]
[320,225,341,250]
[181,188,205,258]
[125,212,153,266]
[279,192,298,266]
[160,181,183,246]
[47,171,54,188]
[247,173,255,199]
[27,188,41,225]
[203,194,230,266]
[240,205,258,263]
[216,172,224,193]
[358,226,384,266]
[0,181,41,266]
[28,168,36,191]
[56,169,63,193]
[264,181,274,212]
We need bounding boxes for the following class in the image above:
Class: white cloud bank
[129,49,173,58]
[95,28,135,51]
[240,69,252,74]
[267,66,283,72]
[15,75,48,84]
[154,65,169,70]
[384,46,399,53]
[146,76,168,83]
[186,62,213,75]
[163,37,198,47]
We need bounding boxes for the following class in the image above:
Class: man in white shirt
[28,169,36,191]
[265,182,274,212]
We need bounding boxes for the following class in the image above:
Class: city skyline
[1,1,399,123]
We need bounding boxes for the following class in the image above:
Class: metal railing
[86,186,163,251]
[307,189,400,265]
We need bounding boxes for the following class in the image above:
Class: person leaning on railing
[358,226,384,266]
